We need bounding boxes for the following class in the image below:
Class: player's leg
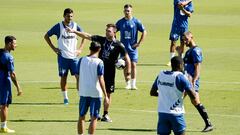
[102,92,112,122]
[124,67,131,90]
[88,98,101,134]
[170,114,186,135]
[0,105,8,127]
[168,27,180,66]
[58,55,70,104]
[193,80,213,132]
[78,97,90,135]
[131,61,137,89]
[157,113,171,135]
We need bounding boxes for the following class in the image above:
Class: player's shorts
[128,50,138,63]
[104,64,115,93]
[57,55,78,77]
[79,96,101,118]
[157,112,186,135]
[169,26,188,41]
[0,77,12,105]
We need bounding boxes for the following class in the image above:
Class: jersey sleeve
[174,0,181,5]
[115,20,121,31]
[118,42,127,56]
[47,23,60,39]
[151,76,159,90]
[91,35,104,42]
[97,61,104,76]
[192,48,203,63]
[175,74,192,92]
[136,19,145,32]
[7,55,14,72]
[77,25,83,32]
[186,2,194,13]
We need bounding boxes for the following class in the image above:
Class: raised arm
[66,26,92,40]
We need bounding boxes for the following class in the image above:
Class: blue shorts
[157,113,186,135]
[128,51,138,63]
[0,77,12,105]
[169,26,188,41]
[57,55,78,77]
[79,96,101,118]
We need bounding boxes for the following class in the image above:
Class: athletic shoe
[125,85,131,90]
[131,86,138,90]
[101,114,112,122]
[0,127,15,133]
[64,99,69,105]
[166,62,171,66]
[202,125,213,132]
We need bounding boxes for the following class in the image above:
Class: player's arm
[133,30,147,48]
[150,76,159,97]
[178,0,192,6]
[192,63,201,86]
[66,26,92,40]
[76,38,85,56]
[99,75,109,104]
[44,33,61,55]
[178,5,192,17]
[10,71,22,96]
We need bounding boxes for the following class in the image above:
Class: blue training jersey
[116,17,145,52]
[172,0,194,29]
[47,21,83,39]
[183,46,202,77]
[0,50,14,88]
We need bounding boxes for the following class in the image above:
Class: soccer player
[168,0,193,66]
[183,31,213,132]
[116,4,147,89]
[76,41,109,135]
[0,36,22,133]
[66,23,131,122]
[150,56,198,135]
[44,8,85,105]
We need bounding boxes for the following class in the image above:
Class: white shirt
[78,56,104,98]
[58,22,78,59]
[157,71,185,114]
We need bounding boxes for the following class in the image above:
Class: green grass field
[1,0,240,134]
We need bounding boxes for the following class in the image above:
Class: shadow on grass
[100,128,156,132]
[40,87,76,90]
[10,119,76,123]
[137,63,167,67]
[12,102,68,105]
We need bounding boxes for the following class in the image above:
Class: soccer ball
[115,58,126,70]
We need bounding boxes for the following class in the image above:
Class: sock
[103,111,108,116]
[62,91,68,99]
[195,104,212,126]
[131,79,136,87]
[1,121,7,128]
[126,80,131,87]
[170,52,175,60]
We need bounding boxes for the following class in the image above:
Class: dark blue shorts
[0,77,12,105]
[57,55,78,77]
[79,96,101,118]
[157,113,186,135]
[169,26,188,41]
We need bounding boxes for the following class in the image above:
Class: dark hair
[106,23,117,32]
[89,41,101,52]
[171,56,183,71]
[5,35,16,45]
[124,4,132,8]
[63,8,73,16]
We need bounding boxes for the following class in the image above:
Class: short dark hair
[171,56,183,71]
[124,4,132,8]
[63,8,73,16]
[89,41,101,52]
[5,35,16,45]
[106,23,117,32]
